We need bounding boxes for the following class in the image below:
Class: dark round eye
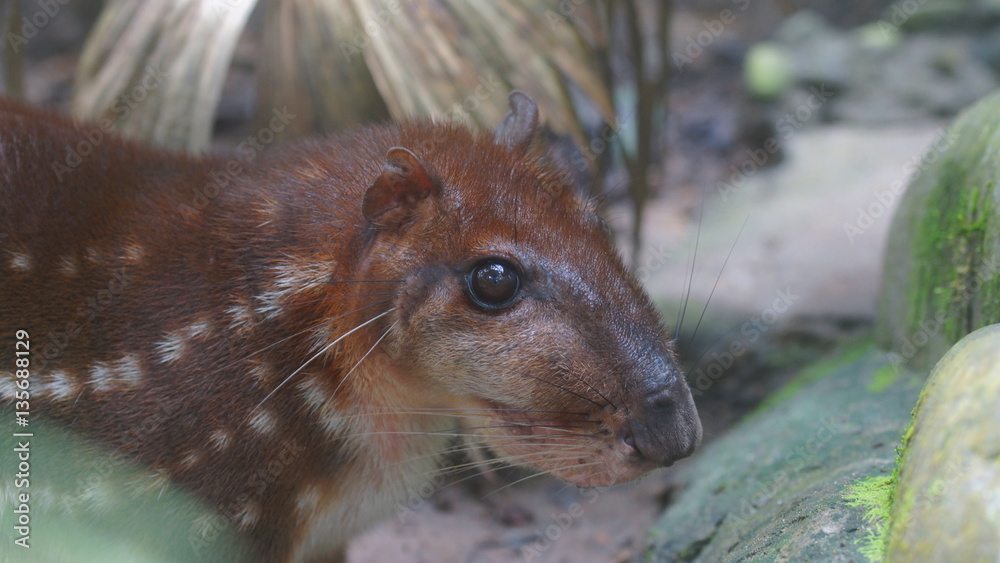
[467,259,521,310]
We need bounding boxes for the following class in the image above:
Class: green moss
[908,153,998,352]
[842,396,922,563]
[754,342,874,414]
[843,474,895,562]
[866,364,900,393]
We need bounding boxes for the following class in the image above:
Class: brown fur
[0,95,700,561]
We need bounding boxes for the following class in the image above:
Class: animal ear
[495,90,539,153]
[362,147,442,229]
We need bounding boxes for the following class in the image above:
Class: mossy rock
[884,323,1000,561]
[876,89,1000,372]
[645,343,922,562]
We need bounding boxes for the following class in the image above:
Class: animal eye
[467,259,520,310]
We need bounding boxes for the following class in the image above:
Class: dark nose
[625,383,702,466]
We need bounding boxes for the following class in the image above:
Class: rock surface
[645,344,922,562]
[885,323,1000,561]
[876,90,1000,372]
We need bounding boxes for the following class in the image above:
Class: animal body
[0,92,701,561]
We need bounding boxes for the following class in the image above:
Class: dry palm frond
[75,0,256,151]
[73,0,612,152]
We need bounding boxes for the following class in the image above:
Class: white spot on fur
[89,363,113,391]
[0,372,17,400]
[156,331,187,364]
[180,450,203,469]
[59,255,78,277]
[298,377,329,411]
[226,301,254,334]
[235,502,261,530]
[187,318,212,338]
[254,258,332,320]
[249,409,277,436]
[297,378,345,436]
[253,290,285,320]
[38,370,79,401]
[115,354,143,387]
[90,354,144,392]
[248,360,272,386]
[122,243,145,264]
[271,261,325,293]
[141,467,173,498]
[157,317,214,364]
[7,250,32,272]
[209,428,231,451]
[294,483,322,518]
[85,247,102,264]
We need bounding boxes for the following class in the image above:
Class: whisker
[519,372,606,410]
[328,410,600,425]
[319,279,404,284]
[330,429,600,442]
[676,198,704,336]
[482,461,605,498]
[219,298,394,374]
[248,308,395,418]
[293,292,399,306]
[556,364,617,411]
[330,320,397,397]
[687,215,747,350]
[431,451,596,478]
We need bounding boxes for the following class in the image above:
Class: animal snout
[622,383,702,467]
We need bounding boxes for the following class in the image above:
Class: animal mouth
[466,398,660,487]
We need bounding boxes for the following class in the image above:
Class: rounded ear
[362,147,442,229]
[494,90,539,153]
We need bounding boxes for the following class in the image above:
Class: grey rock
[645,346,921,562]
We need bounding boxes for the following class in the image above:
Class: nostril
[645,388,676,412]
[617,424,638,451]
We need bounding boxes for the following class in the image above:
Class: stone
[644,344,922,562]
[884,323,1000,561]
[876,89,1000,372]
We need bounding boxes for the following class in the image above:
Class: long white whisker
[331,320,396,397]
[248,308,395,417]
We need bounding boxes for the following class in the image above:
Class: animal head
[355,92,702,486]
